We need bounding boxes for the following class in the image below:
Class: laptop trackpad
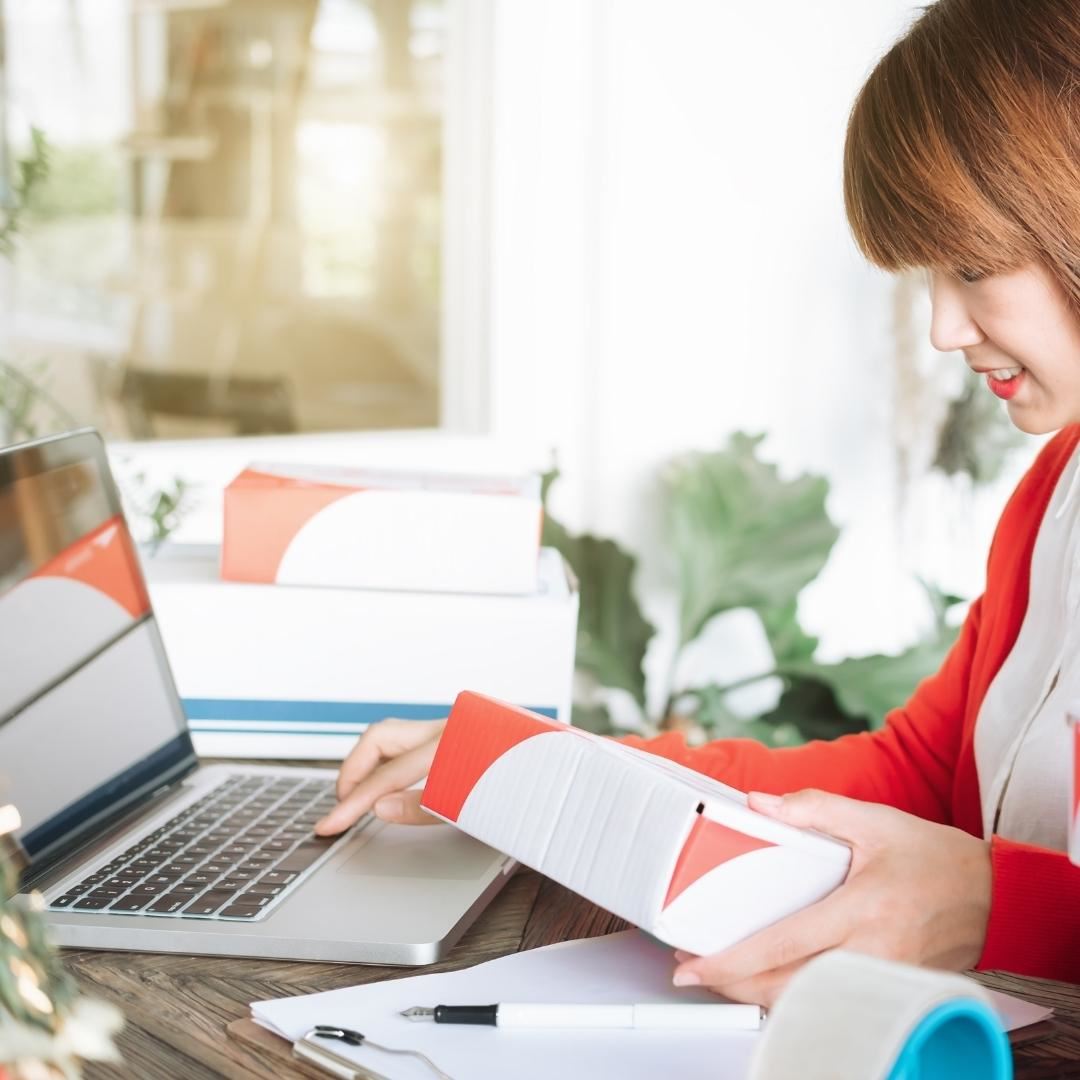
[337,823,498,880]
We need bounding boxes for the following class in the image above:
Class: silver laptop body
[1,429,512,964]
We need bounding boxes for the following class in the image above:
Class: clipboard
[227,1018,457,1080]
[228,1019,331,1079]
[230,1019,397,1079]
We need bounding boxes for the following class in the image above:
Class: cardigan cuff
[977,835,1080,982]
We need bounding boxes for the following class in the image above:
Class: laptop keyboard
[48,774,344,921]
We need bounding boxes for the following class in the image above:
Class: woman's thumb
[748,788,878,844]
[373,789,442,826]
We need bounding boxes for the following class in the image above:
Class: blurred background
[1,0,443,436]
[0,0,1041,734]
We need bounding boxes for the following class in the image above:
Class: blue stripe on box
[181,698,558,729]
[192,727,368,736]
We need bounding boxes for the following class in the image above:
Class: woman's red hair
[845,0,1080,302]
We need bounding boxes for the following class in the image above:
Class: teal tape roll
[886,999,1012,1080]
[747,951,1015,1080]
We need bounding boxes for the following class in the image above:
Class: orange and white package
[148,547,578,761]
[422,693,852,957]
[221,463,543,595]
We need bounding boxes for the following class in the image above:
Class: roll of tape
[748,951,1012,1080]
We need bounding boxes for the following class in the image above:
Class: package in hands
[422,693,852,956]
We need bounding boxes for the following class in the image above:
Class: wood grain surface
[54,751,1080,1080]
[59,869,1080,1079]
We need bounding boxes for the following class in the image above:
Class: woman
[316,0,1080,1005]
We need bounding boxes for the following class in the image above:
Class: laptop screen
[0,430,196,870]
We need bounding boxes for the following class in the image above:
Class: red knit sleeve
[977,837,1080,981]
[621,431,1080,826]
[621,594,983,824]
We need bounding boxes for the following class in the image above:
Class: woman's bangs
[846,146,1025,277]
[844,42,1032,278]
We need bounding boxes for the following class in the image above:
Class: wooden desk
[62,870,1080,1079]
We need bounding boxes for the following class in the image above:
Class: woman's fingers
[334,726,389,802]
[748,788,890,847]
[373,789,443,826]
[673,891,851,990]
[334,718,443,801]
[702,958,812,1009]
[316,737,441,835]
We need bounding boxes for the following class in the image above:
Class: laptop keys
[217,906,261,920]
[130,881,169,896]
[259,871,297,886]
[215,877,253,891]
[49,774,343,922]
[103,875,142,890]
[110,894,153,912]
[182,891,234,916]
[245,883,285,898]
[170,883,204,896]
[146,894,188,914]
[229,892,274,911]
[72,895,111,910]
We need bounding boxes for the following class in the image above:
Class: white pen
[400,1003,764,1031]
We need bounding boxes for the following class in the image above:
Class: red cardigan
[626,426,1080,982]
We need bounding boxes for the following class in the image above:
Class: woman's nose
[928,273,986,352]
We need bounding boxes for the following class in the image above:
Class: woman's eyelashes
[956,267,988,284]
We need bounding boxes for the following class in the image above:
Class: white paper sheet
[983,985,1053,1032]
[251,931,1052,1080]
[253,932,758,1080]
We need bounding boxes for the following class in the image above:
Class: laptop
[1,428,513,963]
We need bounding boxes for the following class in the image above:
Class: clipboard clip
[294,1025,456,1080]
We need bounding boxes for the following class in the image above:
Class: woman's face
[928,262,1080,435]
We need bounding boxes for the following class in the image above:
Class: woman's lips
[986,370,1025,400]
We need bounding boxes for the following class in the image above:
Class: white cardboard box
[423,693,852,956]
[146,547,578,759]
[221,463,543,595]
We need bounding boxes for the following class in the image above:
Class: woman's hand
[672,789,993,1008]
[314,718,447,835]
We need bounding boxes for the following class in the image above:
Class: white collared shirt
[973,446,1080,849]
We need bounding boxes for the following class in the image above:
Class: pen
[399,1003,765,1031]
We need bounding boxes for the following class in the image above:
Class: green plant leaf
[919,578,967,634]
[543,515,655,712]
[797,630,959,731]
[934,381,1022,486]
[758,600,819,667]
[0,128,49,257]
[540,467,559,506]
[571,702,616,735]
[666,434,839,644]
[681,683,807,746]
[678,683,743,735]
[756,675,871,743]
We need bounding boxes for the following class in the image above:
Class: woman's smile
[968,362,1027,400]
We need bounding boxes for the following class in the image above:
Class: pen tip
[400,1006,435,1022]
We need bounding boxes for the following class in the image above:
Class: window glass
[0,0,444,441]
